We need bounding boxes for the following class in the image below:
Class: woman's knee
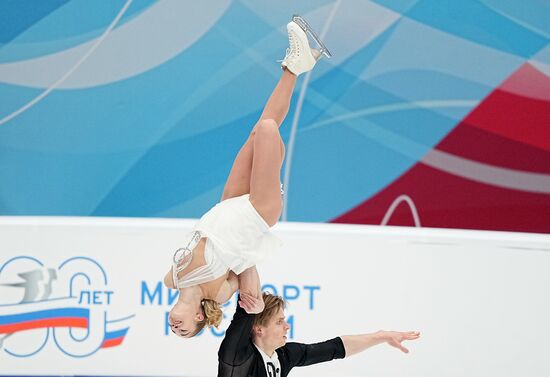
[254,119,280,140]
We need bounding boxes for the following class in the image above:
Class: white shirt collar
[254,343,281,377]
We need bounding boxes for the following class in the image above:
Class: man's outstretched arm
[341,330,420,356]
[285,330,420,370]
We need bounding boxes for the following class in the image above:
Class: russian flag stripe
[0,317,88,333]
[101,337,124,348]
[103,328,128,340]
[0,308,88,325]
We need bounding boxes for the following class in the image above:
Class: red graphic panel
[333,63,550,233]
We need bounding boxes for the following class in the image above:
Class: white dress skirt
[172,194,282,288]
[196,193,282,273]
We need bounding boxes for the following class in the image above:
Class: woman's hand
[238,292,265,314]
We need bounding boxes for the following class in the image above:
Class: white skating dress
[172,194,282,288]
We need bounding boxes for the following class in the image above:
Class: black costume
[218,298,346,377]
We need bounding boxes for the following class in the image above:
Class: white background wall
[1,217,549,376]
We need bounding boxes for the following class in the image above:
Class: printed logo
[0,256,134,358]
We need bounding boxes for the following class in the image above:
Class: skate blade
[292,14,332,58]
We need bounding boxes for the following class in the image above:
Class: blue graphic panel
[0,1,549,232]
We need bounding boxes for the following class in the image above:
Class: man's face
[260,308,290,349]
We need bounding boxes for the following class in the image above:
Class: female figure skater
[163,16,331,338]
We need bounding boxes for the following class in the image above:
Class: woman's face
[168,301,203,338]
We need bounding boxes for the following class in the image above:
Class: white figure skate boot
[280,17,329,76]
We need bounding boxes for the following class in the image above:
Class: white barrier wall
[1,217,549,377]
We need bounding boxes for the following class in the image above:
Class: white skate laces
[280,22,318,76]
[280,15,331,76]
[282,29,300,65]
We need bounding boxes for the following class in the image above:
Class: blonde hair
[193,299,223,336]
[253,293,285,328]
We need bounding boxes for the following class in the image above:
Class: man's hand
[378,331,420,353]
[341,330,420,357]
[237,266,261,298]
[238,292,265,314]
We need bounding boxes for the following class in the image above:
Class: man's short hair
[253,293,285,328]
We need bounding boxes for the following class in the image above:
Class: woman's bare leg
[259,70,297,126]
[248,119,285,226]
[221,70,296,201]
[221,133,255,201]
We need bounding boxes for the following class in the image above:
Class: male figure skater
[217,292,420,377]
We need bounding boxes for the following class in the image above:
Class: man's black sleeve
[218,297,256,368]
[281,337,346,369]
